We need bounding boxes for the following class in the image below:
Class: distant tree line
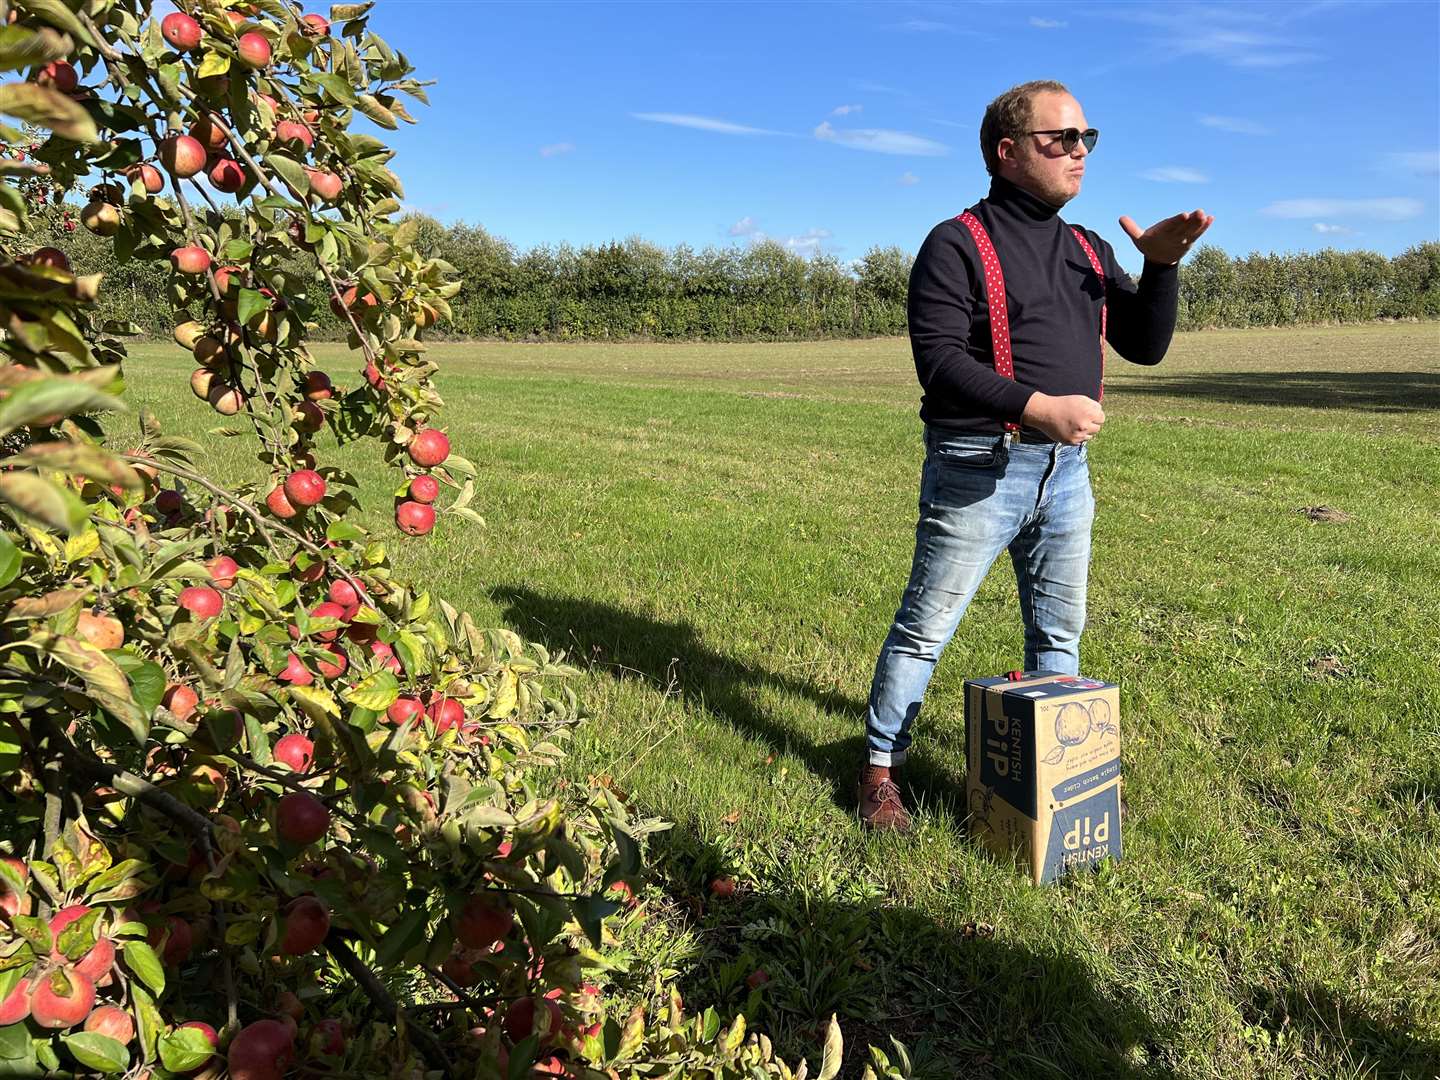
[28,210,1440,341]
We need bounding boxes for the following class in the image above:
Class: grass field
[124,324,1440,1080]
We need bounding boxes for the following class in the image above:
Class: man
[857,80,1214,832]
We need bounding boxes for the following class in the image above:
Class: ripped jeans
[865,427,1095,767]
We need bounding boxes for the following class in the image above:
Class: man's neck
[997,173,1063,210]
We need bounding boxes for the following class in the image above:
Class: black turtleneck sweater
[909,176,1179,435]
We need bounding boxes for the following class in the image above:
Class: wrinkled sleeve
[1094,232,1179,366]
[909,223,1035,422]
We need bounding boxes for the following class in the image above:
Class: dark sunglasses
[1028,128,1099,153]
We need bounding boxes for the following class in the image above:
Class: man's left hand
[1119,209,1215,265]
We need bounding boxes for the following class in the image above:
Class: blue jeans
[865,428,1095,766]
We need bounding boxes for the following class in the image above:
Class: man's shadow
[636,823,1183,1080]
[490,585,972,826]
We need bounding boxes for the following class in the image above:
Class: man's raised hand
[1119,209,1215,265]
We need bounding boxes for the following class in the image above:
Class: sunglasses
[1028,128,1099,153]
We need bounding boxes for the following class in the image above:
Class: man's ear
[996,136,1017,167]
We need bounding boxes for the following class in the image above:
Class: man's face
[999,91,1090,207]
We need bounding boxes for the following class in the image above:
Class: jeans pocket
[932,438,1001,470]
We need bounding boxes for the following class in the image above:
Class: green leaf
[266,152,310,197]
[19,0,93,45]
[236,287,268,327]
[569,895,619,949]
[10,914,50,956]
[341,668,398,711]
[0,378,126,437]
[121,940,165,997]
[312,72,356,104]
[62,1032,128,1073]
[55,907,99,961]
[355,93,397,129]
[0,1021,38,1070]
[127,660,166,718]
[157,1027,214,1073]
[131,984,163,1063]
[325,520,366,542]
[0,859,22,899]
[373,905,427,967]
[0,472,88,533]
[196,50,230,79]
[0,532,18,588]
[0,82,97,142]
[32,634,149,742]
[0,27,71,75]
[331,3,375,21]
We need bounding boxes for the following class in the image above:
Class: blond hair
[979,80,1070,176]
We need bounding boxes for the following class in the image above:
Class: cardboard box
[964,671,1123,884]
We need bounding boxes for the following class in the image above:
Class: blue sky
[366,0,1440,262]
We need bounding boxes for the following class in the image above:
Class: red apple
[409,475,439,504]
[36,61,78,93]
[428,695,465,733]
[77,610,124,650]
[208,555,240,589]
[208,383,246,415]
[162,11,203,51]
[273,733,314,773]
[160,134,207,178]
[192,333,230,367]
[502,997,563,1045]
[227,1018,295,1080]
[81,200,120,236]
[190,369,218,401]
[327,579,362,607]
[154,489,185,516]
[30,967,95,1029]
[315,643,347,680]
[709,877,736,898]
[283,469,326,508]
[276,791,329,845]
[208,157,246,193]
[279,896,329,955]
[370,640,402,674]
[266,485,298,519]
[275,120,313,152]
[20,246,71,272]
[300,13,330,35]
[84,1004,134,1044]
[307,601,346,641]
[301,370,333,400]
[408,428,451,467]
[746,968,771,989]
[170,245,212,275]
[395,500,435,536]
[0,858,29,919]
[235,31,272,69]
[190,113,228,152]
[386,697,423,726]
[454,894,514,950]
[163,683,200,721]
[149,915,193,966]
[279,653,313,686]
[0,976,31,1025]
[179,586,223,618]
[305,167,343,202]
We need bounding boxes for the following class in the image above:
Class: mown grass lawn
[125,323,1440,1080]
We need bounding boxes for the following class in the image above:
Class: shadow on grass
[1116,370,1440,413]
[491,586,971,827]
[642,824,1181,1080]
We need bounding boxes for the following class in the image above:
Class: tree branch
[326,935,452,1076]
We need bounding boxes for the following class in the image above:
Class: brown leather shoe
[857,765,911,833]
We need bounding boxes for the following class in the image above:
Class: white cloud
[1111,9,1323,67]
[631,113,785,136]
[1312,223,1355,235]
[1141,166,1210,183]
[831,104,863,117]
[897,18,953,32]
[783,228,832,254]
[538,142,574,158]
[814,121,948,157]
[1262,197,1424,221]
[928,117,968,129]
[1385,150,1440,176]
[727,215,759,238]
[899,172,920,186]
[1199,114,1271,135]
[1029,17,1067,29]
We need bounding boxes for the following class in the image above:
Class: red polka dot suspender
[955,210,1107,436]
